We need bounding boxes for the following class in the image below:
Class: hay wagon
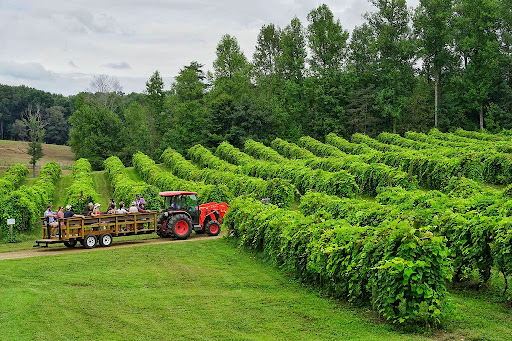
[35,212,158,248]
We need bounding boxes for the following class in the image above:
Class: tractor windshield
[166,194,198,211]
[182,194,198,208]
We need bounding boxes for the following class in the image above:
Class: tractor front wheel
[205,220,221,236]
[169,214,192,240]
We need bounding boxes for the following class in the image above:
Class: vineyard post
[7,218,15,243]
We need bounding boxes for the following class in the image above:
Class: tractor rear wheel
[205,220,221,236]
[169,214,192,240]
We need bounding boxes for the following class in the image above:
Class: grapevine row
[161,147,295,207]
[0,164,29,196]
[211,142,359,198]
[279,136,416,194]
[1,162,60,240]
[64,158,100,213]
[224,196,451,326]
[377,132,512,184]
[325,133,480,190]
[103,156,161,209]
[132,152,232,204]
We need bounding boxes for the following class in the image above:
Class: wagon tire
[83,234,97,249]
[99,233,113,247]
[205,220,221,236]
[64,240,77,248]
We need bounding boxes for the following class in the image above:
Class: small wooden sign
[7,219,15,225]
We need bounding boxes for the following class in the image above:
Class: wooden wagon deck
[35,211,158,248]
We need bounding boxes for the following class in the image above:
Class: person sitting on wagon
[82,202,94,216]
[57,206,65,226]
[116,202,128,214]
[135,194,146,207]
[107,198,116,211]
[64,205,84,218]
[128,201,139,213]
[44,205,58,237]
[106,203,117,214]
[63,205,84,236]
[92,203,101,216]
[137,202,149,213]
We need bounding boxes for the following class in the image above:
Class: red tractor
[156,191,229,240]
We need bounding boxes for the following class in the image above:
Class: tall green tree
[174,62,207,102]
[253,24,282,79]
[413,0,455,127]
[274,17,307,140]
[123,102,151,156]
[453,0,503,129]
[347,23,380,135]
[44,106,69,145]
[213,34,251,83]
[158,62,209,155]
[69,95,125,169]
[302,4,352,139]
[307,4,349,75]
[145,70,166,152]
[366,0,416,133]
[22,105,46,177]
[145,70,165,115]
[277,17,307,83]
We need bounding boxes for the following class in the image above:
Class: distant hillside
[0,140,74,176]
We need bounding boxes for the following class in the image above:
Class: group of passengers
[103,194,149,215]
[44,194,149,236]
[44,204,84,237]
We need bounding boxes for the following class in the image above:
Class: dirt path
[0,232,225,261]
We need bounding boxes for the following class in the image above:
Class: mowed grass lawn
[0,239,432,341]
[1,239,512,341]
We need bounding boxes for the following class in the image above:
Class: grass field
[0,140,74,176]
[1,239,511,341]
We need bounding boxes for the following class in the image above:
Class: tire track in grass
[0,231,225,261]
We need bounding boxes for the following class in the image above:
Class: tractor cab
[159,191,200,225]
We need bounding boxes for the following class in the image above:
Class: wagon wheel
[83,234,97,249]
[99,233,113,247]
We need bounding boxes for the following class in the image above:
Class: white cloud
[0,0,420,95]
[104,62,131,69]
[0,61,56,81]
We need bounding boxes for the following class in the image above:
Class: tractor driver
[170,197,179,210]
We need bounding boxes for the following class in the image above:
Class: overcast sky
[0,0,419,96]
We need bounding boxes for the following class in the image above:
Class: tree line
[1,0,511,169]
